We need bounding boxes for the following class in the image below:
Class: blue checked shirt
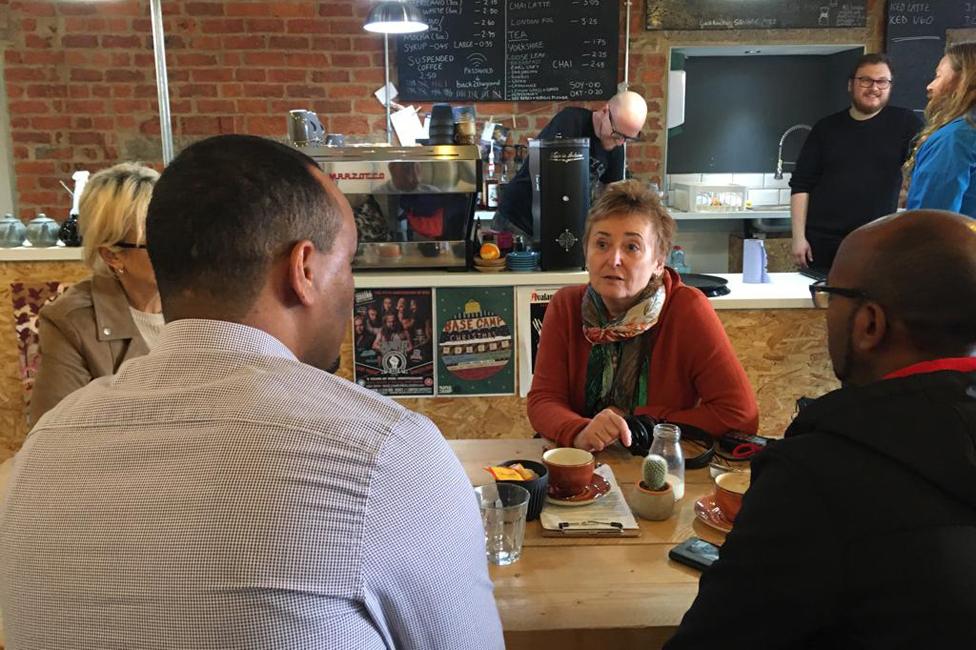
[1,319,503,650]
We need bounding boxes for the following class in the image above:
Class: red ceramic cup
[714,470,751,523]
[542,448,595,498]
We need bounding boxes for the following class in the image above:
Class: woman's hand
[572,407,632,452]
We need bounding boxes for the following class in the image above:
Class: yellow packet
[484,466,525,481]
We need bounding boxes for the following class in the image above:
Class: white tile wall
[779,189,793,204]
[747,188,780,206]
[731,173,764,187]
[667,173,702,187]
[763,173,791,189]
[700,173,734,185]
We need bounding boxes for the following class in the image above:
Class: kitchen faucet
[774,124,812,179]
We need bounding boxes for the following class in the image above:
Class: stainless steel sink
[746,204,791,212]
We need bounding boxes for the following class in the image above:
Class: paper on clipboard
[540,465,639,535]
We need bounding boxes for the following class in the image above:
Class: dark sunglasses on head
[115,242,147,250]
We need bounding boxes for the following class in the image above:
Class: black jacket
[666,370,976,649]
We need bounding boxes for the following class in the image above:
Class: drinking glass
[474,483,530,566]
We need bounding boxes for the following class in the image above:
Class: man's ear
[287,240,317,307]
[853,301,888,352]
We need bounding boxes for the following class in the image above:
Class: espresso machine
[529,137,590,271]
[299,144,481,269]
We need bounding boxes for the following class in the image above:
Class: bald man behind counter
[496,90,649,235]
[666,210,976,649]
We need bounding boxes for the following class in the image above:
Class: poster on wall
[515,286,562,398]
[353,288,435,397]
[435,287,516,396]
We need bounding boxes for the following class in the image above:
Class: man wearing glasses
[667,209,976,649]
[790,53,922,272]
[495,90,648,235]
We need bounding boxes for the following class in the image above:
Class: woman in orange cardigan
[527,180,758,451]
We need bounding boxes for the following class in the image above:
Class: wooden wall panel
[1,257,837,461]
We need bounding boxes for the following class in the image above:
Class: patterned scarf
[582,280,666,416]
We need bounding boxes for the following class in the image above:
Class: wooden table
[449,438,726,650]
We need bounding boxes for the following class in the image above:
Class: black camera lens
[625,415,652,456]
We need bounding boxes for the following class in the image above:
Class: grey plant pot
[631,481,675,521]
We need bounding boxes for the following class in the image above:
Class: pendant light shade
[364,1,428,34]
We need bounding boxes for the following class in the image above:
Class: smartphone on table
[669,537,720,571]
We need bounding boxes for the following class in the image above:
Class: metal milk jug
[0,212,26,248]
[25,212,60,247]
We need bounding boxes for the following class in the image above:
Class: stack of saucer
[474,256,507,273]
[506,250,540,272]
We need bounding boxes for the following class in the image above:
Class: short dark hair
[850,53,892,79]
[859,213,976,356]
[147,134,340,317]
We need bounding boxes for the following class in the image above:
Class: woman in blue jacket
[906,42,976,217]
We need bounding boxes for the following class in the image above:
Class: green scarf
[582,281,665,416]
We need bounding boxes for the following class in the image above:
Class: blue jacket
[907,115,976,217]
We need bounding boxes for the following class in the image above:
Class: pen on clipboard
[558,520,623,533]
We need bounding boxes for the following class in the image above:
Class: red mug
[543,448,595,498]
[714,471,750,523]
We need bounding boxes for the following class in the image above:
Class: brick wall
[3,0,884,221]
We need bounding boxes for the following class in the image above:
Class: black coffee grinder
[528,137,590,271]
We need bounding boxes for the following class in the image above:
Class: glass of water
[474,483,530,566]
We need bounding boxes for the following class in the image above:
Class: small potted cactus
[630,454,675,521]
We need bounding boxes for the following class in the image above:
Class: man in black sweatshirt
[790,53,922,271]
[666,209,976,649]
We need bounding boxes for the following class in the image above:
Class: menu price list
[397,0,618,102]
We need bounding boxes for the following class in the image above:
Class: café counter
[0,247,836,461]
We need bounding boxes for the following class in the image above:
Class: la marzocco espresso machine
[297,144,481,270]
[529,137,591,271]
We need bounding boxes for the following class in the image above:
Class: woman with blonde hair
[30,162,161,422]
[906,42,976,216]
[527,179,758,452]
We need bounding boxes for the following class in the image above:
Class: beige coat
[29,272,149,424]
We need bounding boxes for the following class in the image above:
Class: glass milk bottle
[649,423,684,500]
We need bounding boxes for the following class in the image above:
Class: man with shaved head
[667,210,976,649]
[496,90,648,235]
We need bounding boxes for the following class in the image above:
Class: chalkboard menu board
[886,1,976,113]
[397,0,619,102]
[646,0,867,30]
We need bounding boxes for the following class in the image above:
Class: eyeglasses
[607,109,642,143]
[853,76,892,89]
[114,242,147,250]
[808,279,868,309]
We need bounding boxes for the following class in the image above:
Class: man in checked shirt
[0,135,503,650]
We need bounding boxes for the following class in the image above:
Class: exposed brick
[311,70,350,83]
[26,84,67,98]
[242,51,286,66]
[176,53,218,66]
[285,18,330,34]
[268,35,308,49]
[242,83,284,98]
[247,18,286,32]
[311,36,351,51]
[195,99,236,113]
[6,67,47,82]
[319,3,354,17]
[191,68,234,82]
[30,116,72,130]
[201,18,245,33]
[176,84,219,98]
[8,100,49,114]
[267,69,305,83]
[284,52,328,67]
[101,34,142,49]
[235,68,266,82]
[333,53,371,68]
[185,2,224,16]
[245,115,283,135]
[106,69,146,83]
[61,34,99,48]
[180,115,221,134]
[21,51,65,65]
[284,84,326,98]
[69,69,103,82]
[222,35,265,49]
[236,98,268,113]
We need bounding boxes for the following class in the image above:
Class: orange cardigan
[527,270,759,447]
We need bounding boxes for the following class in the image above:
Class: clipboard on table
[540,465,641,538]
